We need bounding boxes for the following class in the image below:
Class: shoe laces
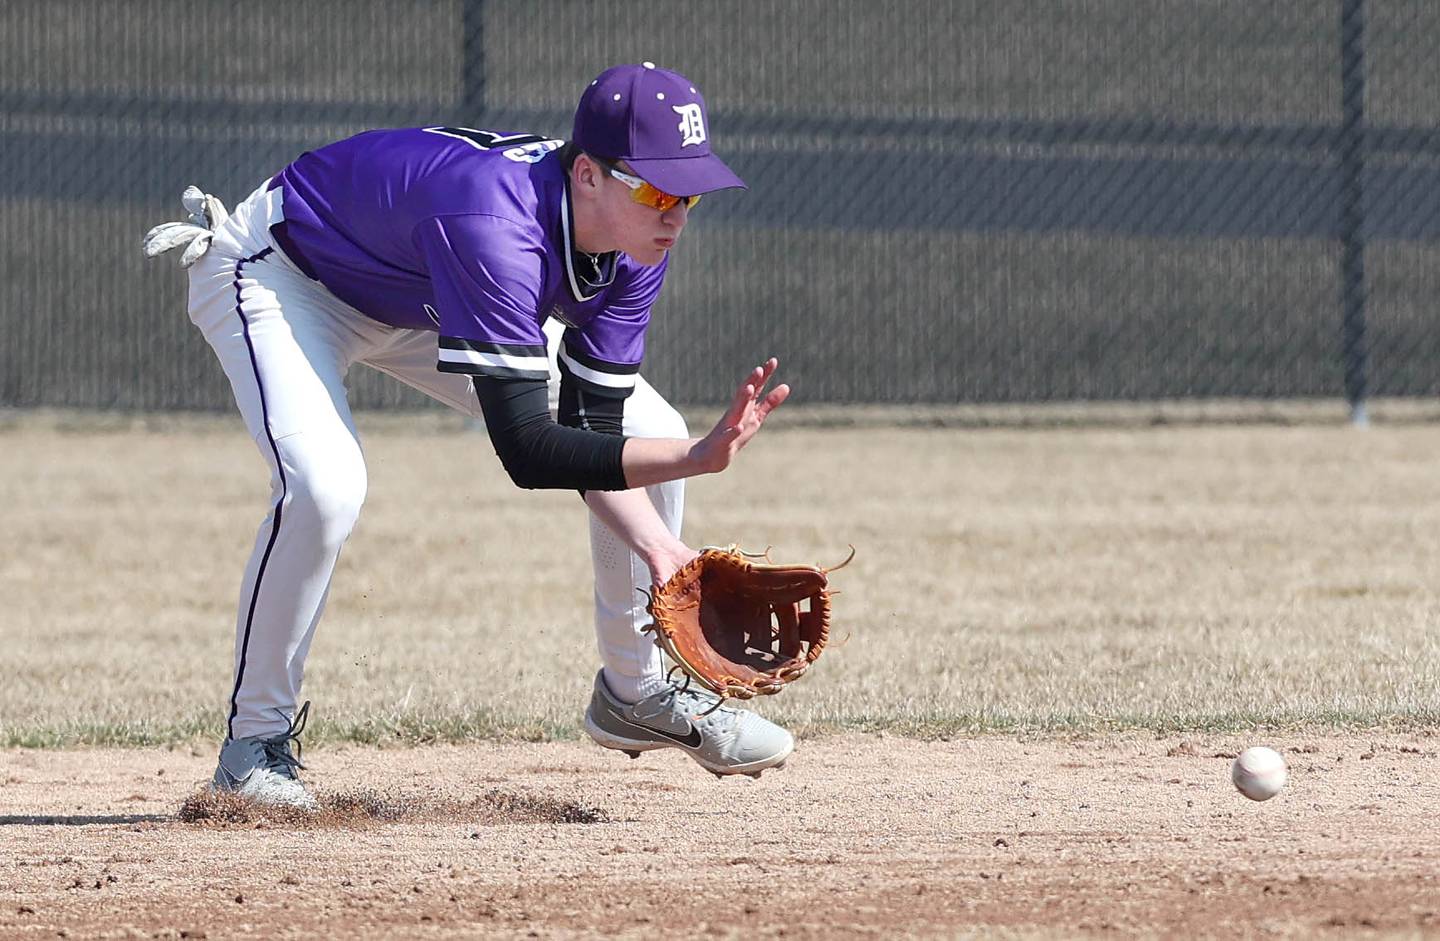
[661,669,732,720]
[257,700,310,778]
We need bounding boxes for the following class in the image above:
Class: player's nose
[660,200,689,229]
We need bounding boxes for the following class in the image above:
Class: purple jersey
[269,127,667,396]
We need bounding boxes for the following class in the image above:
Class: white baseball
[1231,746,1287,801]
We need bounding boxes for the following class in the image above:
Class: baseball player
[143,63,794,808]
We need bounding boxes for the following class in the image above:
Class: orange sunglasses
[599,159,701,213]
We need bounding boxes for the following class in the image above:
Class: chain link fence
[3,0,1438,410]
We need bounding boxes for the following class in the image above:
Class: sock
[602,666,669,704]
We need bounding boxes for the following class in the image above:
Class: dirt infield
[3,733,1437,939]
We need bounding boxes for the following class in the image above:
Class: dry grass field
[2,407,1439,937]
[2,407,1438,745]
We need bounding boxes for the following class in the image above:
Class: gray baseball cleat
[584,671,794,778]
[211,701,318,810]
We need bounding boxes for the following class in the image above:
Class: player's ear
[572,153,604,196]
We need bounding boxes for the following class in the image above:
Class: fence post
[1339,0,1369,426]
[461,0,486,122]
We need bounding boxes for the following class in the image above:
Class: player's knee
[282,454,367,544]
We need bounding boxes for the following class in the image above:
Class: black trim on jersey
[440,361,551,380]
[556,351,638,399]
[472,377,629,491]
[436,335,550,380]
[561,343,642,375]
[226,247,285,742]
[439,336,548,357]
[422,127,550,151]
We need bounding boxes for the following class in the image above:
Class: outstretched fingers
[745,359,779,400]
[749,358,787,422]
[727,378,758,424]
[754,359,779,404]
[726,360,778,421]
[700,358,789,471]
[756,382,790,421]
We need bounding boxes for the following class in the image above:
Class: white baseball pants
[187,183,678,740]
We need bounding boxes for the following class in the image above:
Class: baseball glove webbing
[643,545,854,704]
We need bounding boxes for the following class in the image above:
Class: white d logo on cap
[672,104,706,147]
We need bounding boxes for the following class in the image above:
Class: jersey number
[423,127,563,164]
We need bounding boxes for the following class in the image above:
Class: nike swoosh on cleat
[643,723,703,748]
[606,699,703,748]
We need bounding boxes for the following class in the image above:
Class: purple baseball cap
[572,62,746,197]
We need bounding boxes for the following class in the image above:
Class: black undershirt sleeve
[556,375,627,498]
[472,377,629,491]
[556,372,626,436]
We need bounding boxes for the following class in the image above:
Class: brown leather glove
[643,546,853,700]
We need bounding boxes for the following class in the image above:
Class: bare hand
[646,543,699,588]
[691,358,790,474]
